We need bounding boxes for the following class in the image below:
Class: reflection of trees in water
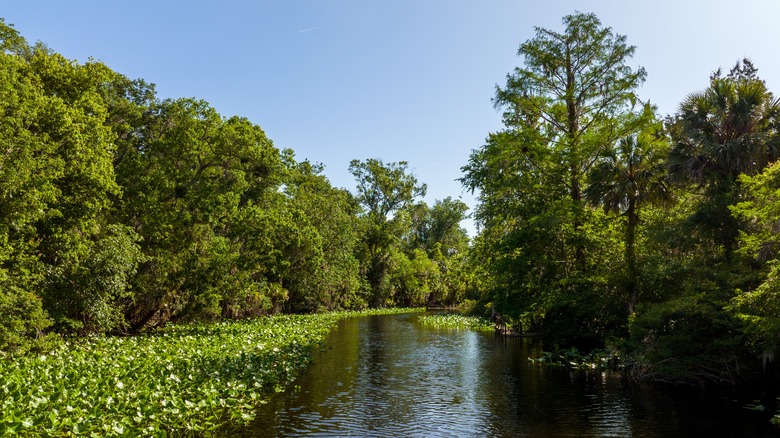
[355,315,398,430]
[248,313,770,437]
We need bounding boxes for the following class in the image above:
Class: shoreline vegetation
[2,7,780,434]
[418,313,493,332]
[0,308,422,436]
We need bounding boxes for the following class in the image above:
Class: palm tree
[667,59,780,257]
[585,131,672,314]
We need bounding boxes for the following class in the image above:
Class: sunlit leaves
[667,59,780,258]
[461,12,649,342]
[0,28,133,344]
[115,97,285,328]
[349,159,428,307]
[418,314,493,332]
[729,161,780,354]
[0,314,340,435]
[0,309,423,435]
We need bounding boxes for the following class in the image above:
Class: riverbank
[0,308,422,436]
[417,313,493,331]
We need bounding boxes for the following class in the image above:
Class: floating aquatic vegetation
[0,309,422,436]
[418,313,494,332]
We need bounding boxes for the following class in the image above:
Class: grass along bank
[417,313,494,332]
[0,308,422,436]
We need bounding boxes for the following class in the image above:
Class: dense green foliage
[0,309,422,435]
[348,159,470,309]
[463,12,780,386]
[0,20,468,354]
[731,162,780,359]
[4,6,780,407]
[462,11,650,345]
[0,314,333,435]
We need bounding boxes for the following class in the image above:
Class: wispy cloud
[297,25,326,33]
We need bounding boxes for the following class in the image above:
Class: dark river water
[242,313,778,437]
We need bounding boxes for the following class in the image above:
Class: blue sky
[4,1,780,235]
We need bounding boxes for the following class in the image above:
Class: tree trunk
[626,199,638,314]
[565,43,586,272]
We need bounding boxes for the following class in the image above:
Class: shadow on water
[237,313,779,437]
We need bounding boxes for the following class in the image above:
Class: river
[242,312,777,437]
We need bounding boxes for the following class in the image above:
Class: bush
[0,284,56,354]
[627,295,749,385]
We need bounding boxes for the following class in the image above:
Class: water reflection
[244,313,776,437]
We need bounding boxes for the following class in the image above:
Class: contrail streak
[297,26,325,33]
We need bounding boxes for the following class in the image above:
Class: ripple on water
[244,314,775,437]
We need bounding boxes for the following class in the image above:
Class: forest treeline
[463,12,780,385]
[4,11,780,387]
[0,19,470,354]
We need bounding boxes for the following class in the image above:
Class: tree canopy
[462,11,649,343]
[464,12,780,385]
[0,20,470,353]
[5,10,780,390]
